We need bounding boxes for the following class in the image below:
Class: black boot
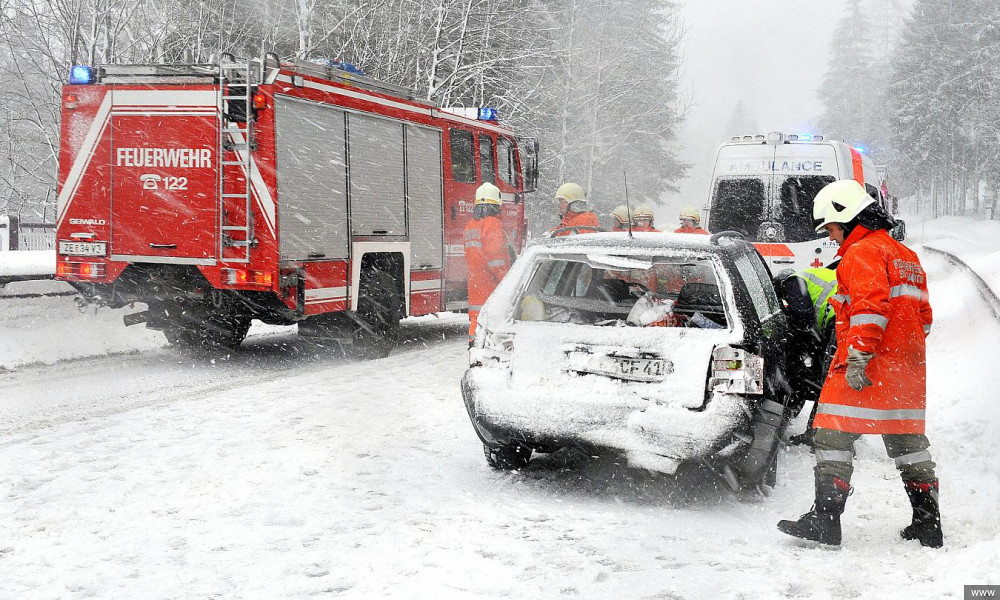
[777,474,850,545]
[788,429,816,448]
[901,479,943,548]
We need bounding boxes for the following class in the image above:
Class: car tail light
[222,268,273,287]
[470,329,514,368]
[709,346,764,395]
[57,261,105,278]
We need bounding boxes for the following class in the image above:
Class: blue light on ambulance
[799,134,813,141]
[69,65,96,84]
[478,107,498,121]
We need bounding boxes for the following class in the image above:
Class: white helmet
[679,206,700,222]
[555,182,586,204]
[633,204,655,221]
[812,179,873,232]
[611,205,631,226]
[475,182,502,206]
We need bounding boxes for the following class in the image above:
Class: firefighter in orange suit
[674,206,708,234]
[778,179,941,548]
[550,182,600,236]
[632,204,660,232]
[464,182,510,341]
[610,205,631,232]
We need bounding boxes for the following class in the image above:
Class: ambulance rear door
[766,143,840,271]
[706,142,776,242]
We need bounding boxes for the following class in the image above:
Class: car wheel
[483,442,531,470]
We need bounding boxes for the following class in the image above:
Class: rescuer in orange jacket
[778,179,941,548]
[610,205,631,232]
[674,206,709,234]
[464,182,510,342]
[632,204,660,232]
[550,182,600,236]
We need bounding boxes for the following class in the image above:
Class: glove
[845,346,874,391]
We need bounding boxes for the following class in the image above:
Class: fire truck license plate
[59,241,106,256]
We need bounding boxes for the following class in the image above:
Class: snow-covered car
[460,231,793,488]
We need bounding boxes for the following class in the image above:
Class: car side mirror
[890,220,906,242]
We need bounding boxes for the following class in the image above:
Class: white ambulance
[703,132,890,272]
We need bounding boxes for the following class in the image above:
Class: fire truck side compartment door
[348,113,406,236]
[274,95,349,261]
[405,124,443,270]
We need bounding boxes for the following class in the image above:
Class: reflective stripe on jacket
[814,226,933,435]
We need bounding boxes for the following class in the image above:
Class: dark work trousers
[813,427,937,483]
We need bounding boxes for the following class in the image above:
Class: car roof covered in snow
[530,231,753,256]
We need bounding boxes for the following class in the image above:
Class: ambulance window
[449,129,475,183]
[479,134,495,184]
[711,177,765,238]
[778,175,836,242]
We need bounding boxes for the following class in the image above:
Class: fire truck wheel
[351,271,401,360]
[163,314,251,351]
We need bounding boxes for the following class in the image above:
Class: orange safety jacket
[674,226,709,235]
[814,226,933,435]
[632,225,661,232]
[464,215,510,336]
[551,210,601,237]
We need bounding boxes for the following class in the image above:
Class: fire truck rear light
[57,261,105,278]
[222,268,273,287]
[253,93,267,110]
[69,65,96,84]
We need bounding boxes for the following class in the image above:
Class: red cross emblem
[811,258,824,268]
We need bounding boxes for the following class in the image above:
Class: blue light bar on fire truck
[69,65,96,84]
[853,145,868,153]
[441,107,500,122]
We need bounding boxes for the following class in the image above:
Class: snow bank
[0,249,55,278]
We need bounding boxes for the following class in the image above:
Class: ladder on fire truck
[218,56,255,263]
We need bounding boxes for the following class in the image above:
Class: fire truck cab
[55,56,538,354]
[704,132,890,272]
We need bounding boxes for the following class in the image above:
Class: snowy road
[0,248,998,599]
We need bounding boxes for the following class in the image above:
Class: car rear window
[516,254,729,329]
[710,177,765,238]
[777,175,836,242]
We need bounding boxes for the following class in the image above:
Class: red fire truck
[55,56,538,355]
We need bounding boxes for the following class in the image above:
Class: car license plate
[564,348,669,382]
[612,356,667,381]
[59,241,106,256]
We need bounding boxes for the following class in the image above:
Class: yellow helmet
[611,205,631,226]
[475,182,502,206]
[812,179,873,232]
[679,206,701,222]
[555,182,586,204]
[634,204,655,220]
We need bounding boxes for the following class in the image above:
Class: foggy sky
[661,0,845,224]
